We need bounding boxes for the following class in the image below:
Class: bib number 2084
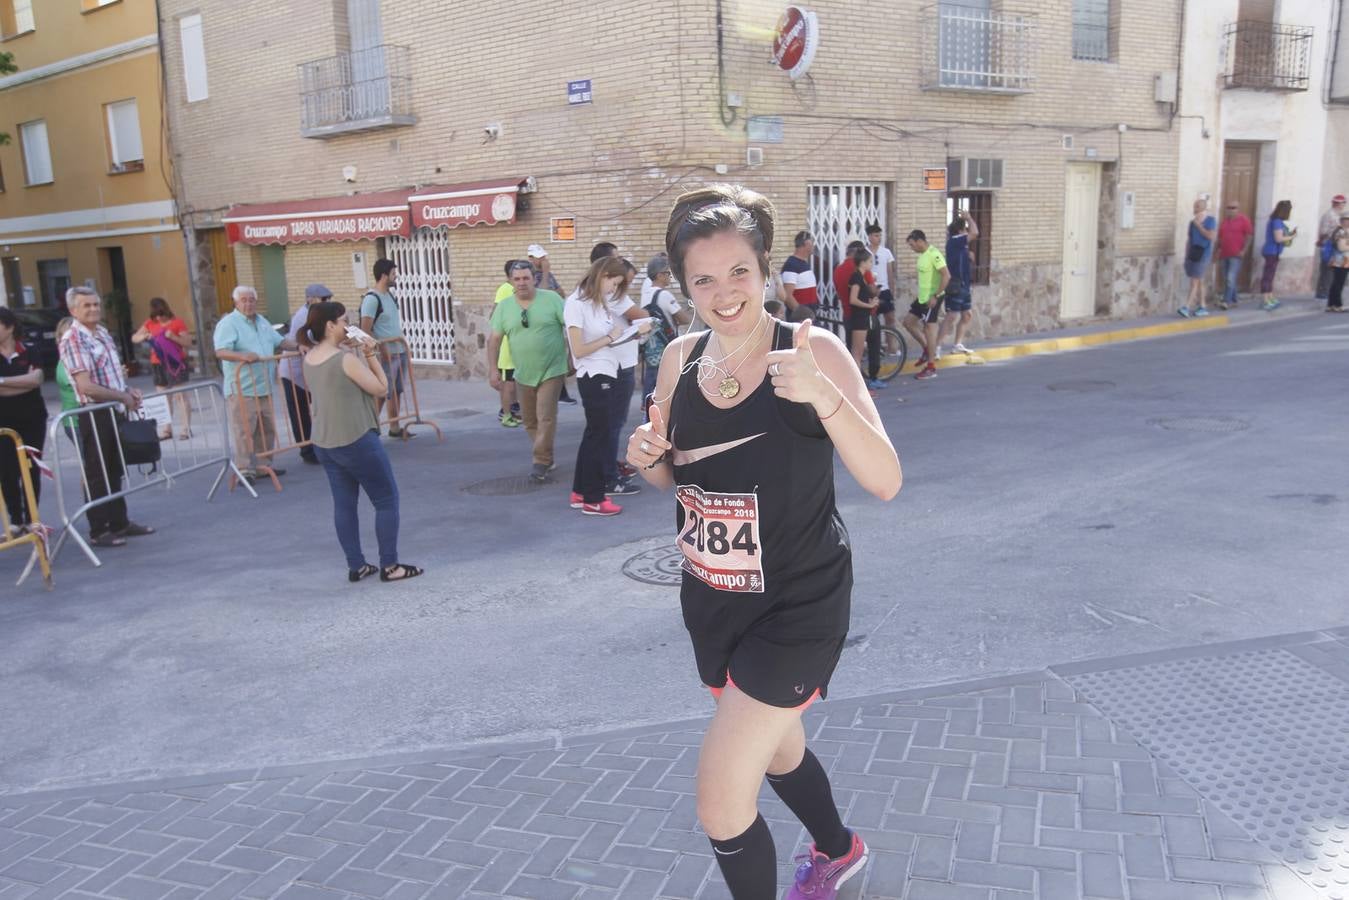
[675,485,765,593]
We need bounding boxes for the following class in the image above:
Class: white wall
[1175,0,1339,280]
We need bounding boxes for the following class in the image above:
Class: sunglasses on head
[520,308,529,328]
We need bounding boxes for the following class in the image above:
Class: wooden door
[1221,142,1261,293]
[205,229,237,316]
[259,246,290,322]
[1061,163,1101,319]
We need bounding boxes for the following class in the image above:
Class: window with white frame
[105,99,144,172]
[19,120,52,186]
[1,0,35,38]
[180,14,209,102]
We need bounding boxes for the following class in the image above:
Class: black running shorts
[689,628,847,709]
[909,297,944,325]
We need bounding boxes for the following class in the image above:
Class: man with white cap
[527,244,574,404]
[1316,194,1346,300]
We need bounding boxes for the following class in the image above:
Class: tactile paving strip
[1068,646,1349,899]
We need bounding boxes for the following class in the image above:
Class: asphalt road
[1,311,1345,795]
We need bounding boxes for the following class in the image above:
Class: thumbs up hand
[627,402,673,471]
[766,320,832,408]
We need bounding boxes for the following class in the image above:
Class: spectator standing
[493,262,523,428]
[590,241,619,264]
[1178,198,1218,318]
[1327,213,1349,312]
[605,259,648,496]
[58,286,154,547]
[1216,201,1254,309]
[565,257,640,516]
[0,306,47,534]
[214,285,287,483]
[866,223,897,330]
[53,317,79,445]
[299,300,422,583]
[832,241,881,388]
[780,231,819,322]
[527,244,563,293]
[642,255,690,418]
[131,297,193,440]
[1315,194,1346,300]
[937,211,979,355]
[277,284,331,465]
[845,248,883,389]
[1260,200,1297,311]
[489,261,570,483]
[903,230,950,381]
[359,259,412,437]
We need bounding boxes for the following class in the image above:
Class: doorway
[37,259,71,310]
[1,257,20,307]
[1061,163,1101,319]
[204,229,238,316]
[259,245,290,322]
[805,181,889,334]
[1221,141,1261,294]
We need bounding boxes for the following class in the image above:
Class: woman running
[626,184,900,899]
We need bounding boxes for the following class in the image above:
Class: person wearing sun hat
[1316,194,1346,300]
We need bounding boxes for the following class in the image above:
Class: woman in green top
[299,301,423,584]
[54,317,80,442]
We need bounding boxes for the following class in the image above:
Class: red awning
[223,178,528,245]
[224,189,413,245]
[408,177,526,230]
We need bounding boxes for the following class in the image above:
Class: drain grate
[1068,647,1349,898]
[461,475,547,496]
[622,546,684,586]
[1149,415,1251,433]
[1048,379,1116,392]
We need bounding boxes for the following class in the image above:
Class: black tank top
[667,320,852,640]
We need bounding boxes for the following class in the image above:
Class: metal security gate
[387,227,455,364]
[806,182,888,332]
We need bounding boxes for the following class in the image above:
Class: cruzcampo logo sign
[771,6,819,81]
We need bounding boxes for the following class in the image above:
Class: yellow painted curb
[902,314,1231,372]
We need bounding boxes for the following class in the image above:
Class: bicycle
[874,323,909,382]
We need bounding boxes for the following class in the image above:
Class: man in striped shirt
[58,286,155,547]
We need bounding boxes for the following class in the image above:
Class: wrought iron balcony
[298,44,416,139]
[922,4,1036,94]
[1224,22,1313,91]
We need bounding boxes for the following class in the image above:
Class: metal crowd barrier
[26,380,256,583]
[0,428,52,589]
[228,336,442,493]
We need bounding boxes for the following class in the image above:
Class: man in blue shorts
[937,210,978,357]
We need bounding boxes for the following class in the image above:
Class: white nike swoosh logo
[671,432,766,466]
[713,847,744,856]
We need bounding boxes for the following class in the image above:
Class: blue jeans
[315,429,400,570]
[642,363,659,422]
[1222,256,1242,305]
[604,366,636,486]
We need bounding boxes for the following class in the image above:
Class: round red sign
[771,6,819,81]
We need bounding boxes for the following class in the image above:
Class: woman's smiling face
[682,230,766,336]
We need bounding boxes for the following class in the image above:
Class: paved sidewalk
[2,628,1346,899]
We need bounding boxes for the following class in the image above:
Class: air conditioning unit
[947,158,1004,190]
[746,147,764,167]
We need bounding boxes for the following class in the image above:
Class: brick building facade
[158,0,1185,379]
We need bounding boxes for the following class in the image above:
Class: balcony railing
[1224,22,1313,91]
[922,4,1036,94]
[298,44,416,139]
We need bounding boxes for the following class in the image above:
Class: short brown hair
[575,256,632,309]
[665,184,775,297]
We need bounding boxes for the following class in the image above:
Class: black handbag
[117,416,162,467]
[1186,243,1205,264]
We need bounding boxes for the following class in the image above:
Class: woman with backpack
[132,297,193,440]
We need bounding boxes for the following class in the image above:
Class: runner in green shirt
[902,229,950,381]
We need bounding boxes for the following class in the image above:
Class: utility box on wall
[1121,191,1137,230]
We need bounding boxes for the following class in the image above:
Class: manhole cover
[1048,380,1116,392]
[623,546,683,586]
[461,475,546,496]
[1149,415,1251,433]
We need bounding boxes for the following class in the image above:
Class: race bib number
[675,485,764,593]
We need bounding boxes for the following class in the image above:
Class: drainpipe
[715,0,738,128]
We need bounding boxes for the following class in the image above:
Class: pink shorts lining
[707,672,822,711]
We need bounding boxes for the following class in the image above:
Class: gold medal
[717,377,741,399]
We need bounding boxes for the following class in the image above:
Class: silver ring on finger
[769,362,782,377]
[640,440,651,453]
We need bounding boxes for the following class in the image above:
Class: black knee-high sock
[766,748,852,859]
[709,813,776,899]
